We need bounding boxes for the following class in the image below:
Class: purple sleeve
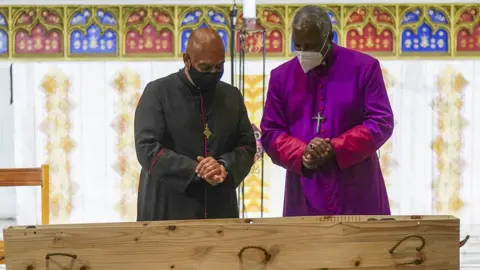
[331,59,394,169]
[260,70,307,175]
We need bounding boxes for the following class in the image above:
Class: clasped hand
[302,138,333,169]
[196,157,227,186]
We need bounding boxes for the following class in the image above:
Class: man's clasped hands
[303,138,334,169]
[195,157,228,186]
[193,137,332,186]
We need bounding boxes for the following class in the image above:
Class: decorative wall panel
[256,6,284,55]
[67,6,119,57]
[399,5,451,55]
[0,8,8,57]
[455,5,480,55]
[11,6,64,57]
[122,6,175,57]
[0,4,477,59]
[344,6,396,55]
[178,6,230,54]
[235,6,285,55]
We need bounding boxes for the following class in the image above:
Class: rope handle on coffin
[460,235,470,248]
[20,253,89,270]
[389,234,426,266]
[44,253,88,270]
[237,245,273,269]
[238,246,272,262]
[389,234,471,266]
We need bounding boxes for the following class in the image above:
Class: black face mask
[188,65,223,92]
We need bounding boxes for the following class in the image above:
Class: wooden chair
[0,165,49,264]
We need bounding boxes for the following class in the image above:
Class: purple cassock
[260,44,394,216]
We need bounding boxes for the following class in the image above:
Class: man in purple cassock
[260,5,394,216]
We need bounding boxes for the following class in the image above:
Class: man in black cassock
[134,27,256,221]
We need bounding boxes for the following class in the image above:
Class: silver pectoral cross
[312,111,325,134]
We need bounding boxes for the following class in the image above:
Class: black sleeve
[218,92,256,188]
[134,81,198,193]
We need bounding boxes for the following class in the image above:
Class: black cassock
[134,69,256,221]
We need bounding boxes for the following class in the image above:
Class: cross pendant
[312,111,325,134]
[203,124,212,139]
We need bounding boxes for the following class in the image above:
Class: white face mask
[297,51,325,73]
[295,32,331,73]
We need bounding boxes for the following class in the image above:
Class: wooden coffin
[4,215,460,269]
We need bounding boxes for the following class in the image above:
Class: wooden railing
[0,165,49,264]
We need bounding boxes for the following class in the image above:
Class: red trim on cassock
[271,133,306,174]
[331,125,376,169]
[149,148,165,174]
[199,95,208,219]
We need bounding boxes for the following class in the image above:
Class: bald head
[186,27,225,55]
[183,27,225,73]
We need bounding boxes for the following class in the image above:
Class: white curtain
[8,59,480,268]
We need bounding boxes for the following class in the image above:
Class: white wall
[0,62,16,219]
[0,63,12,168]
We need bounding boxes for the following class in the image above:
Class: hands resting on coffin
[195,157,228,186]
[302,138,334,170]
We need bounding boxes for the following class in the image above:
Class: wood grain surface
[1,167,44,265]
[0,241,4,263]
[3,215,460,270]
[0,168,43,187]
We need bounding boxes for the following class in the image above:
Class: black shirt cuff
[192,175,202,183]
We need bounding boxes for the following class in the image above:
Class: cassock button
[319,106,324,111]
[327,196,331,200]
[319,96,324,100]
[321,129,326,133]
[324,185,329,189]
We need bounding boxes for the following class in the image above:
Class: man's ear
[183,53,189,66]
